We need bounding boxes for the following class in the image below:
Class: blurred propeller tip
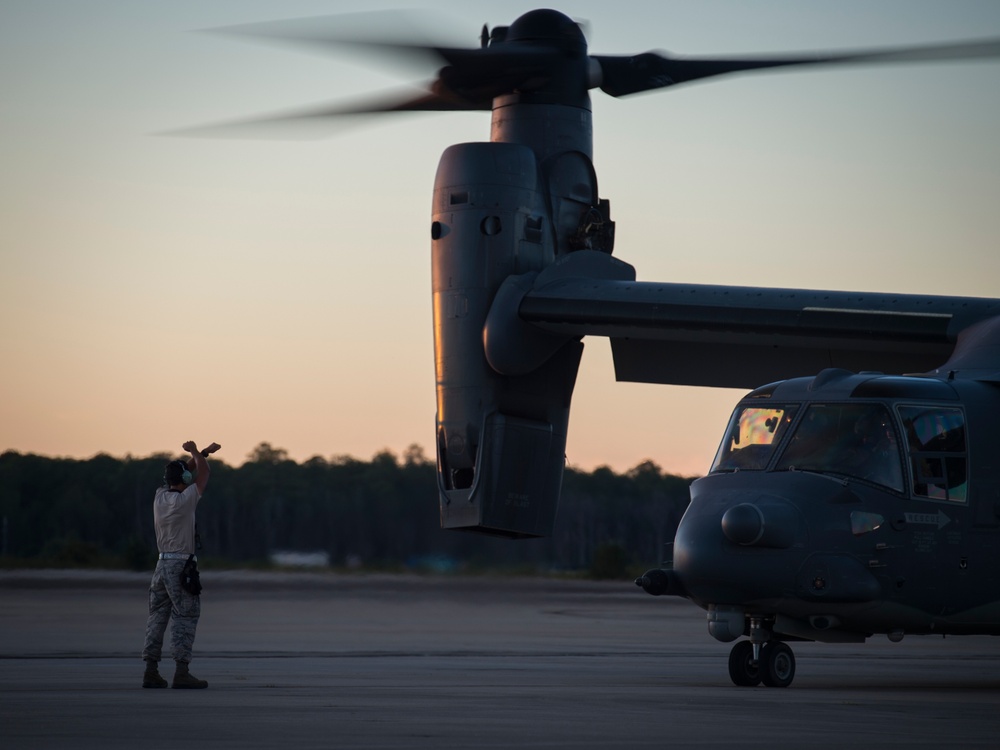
[156,85,451,142]
[155,113,379,141]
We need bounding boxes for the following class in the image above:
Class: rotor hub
[505,9,586,54]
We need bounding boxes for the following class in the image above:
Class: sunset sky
[2,0,999,476]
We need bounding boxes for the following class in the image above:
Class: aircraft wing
[503,252,1000,389]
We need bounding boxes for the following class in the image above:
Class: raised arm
[181,440,213,494]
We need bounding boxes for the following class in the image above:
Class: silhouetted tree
[0,448,695,572]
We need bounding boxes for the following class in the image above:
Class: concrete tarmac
[2,569,999,748]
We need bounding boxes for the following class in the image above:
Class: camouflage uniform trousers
[142,558,200,664]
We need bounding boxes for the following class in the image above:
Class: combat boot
[142,660,168,689]
[172,661,208,689]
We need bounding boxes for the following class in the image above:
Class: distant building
[269,551,330,568]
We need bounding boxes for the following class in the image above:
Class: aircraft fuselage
[664,369,1000,644]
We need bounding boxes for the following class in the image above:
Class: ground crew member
[141,440,219,689]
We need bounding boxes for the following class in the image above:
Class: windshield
[775,403,904,491]
[711,405,798,471]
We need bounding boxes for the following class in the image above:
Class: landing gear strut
[727,617,796,687]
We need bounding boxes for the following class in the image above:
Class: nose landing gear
[727,617,797,687]
[728,640,797,687]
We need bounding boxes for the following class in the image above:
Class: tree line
[0,443,696,576]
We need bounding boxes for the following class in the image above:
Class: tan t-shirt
[153,485,202,555]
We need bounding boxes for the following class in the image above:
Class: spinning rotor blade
[184,10,1000,136]
[594,37,1000,96]
[162,88,480,140]
[206,12,561,118]
[206,12,459,74]
[174,15,566,136]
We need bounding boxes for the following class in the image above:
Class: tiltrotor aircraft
[203,9,1000,687]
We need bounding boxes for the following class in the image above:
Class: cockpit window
[774,403,904,491]
[897,405,967,503]
[711,405,798,471]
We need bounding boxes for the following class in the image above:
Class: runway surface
[2,569,999,748]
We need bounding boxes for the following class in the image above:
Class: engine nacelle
[431,141,582,537]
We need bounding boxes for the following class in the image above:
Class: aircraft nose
[673,483,808,605]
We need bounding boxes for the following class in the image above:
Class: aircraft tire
[760,641,795,688]
[727,641,761,687]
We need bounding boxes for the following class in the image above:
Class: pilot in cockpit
[848,410,902,489]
